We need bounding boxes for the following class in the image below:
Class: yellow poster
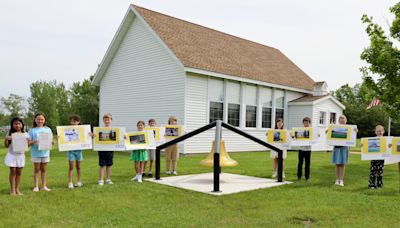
[267,129,287,144]
[327,125,351,141]
[392,137,400,155]
[95,127,120,145]
[59,126,85,144]
[291,127,313,141]
[145,127,161,141]
[57,125,92,151]
[361,138,387,154]
[164,125,183,139]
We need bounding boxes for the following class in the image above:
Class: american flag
[366,98,382,110]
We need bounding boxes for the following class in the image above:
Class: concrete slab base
[145,172,292,195]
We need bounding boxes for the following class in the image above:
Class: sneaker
[335,180,340,185]
[148,172,153,177]
[106,179,114,185]
[137,178,142,183]
[75,182,83,187]
[166,171,171,175]
[132,175,139,182]
[33,187,39,192]
[282,172,286,178]
[172,171,178,175]
[339,180,344,187]
[272,172,277,178]
[42,186,51,191]
[142,173,146,177]
[68,182,74,189]
[98,180,104,186]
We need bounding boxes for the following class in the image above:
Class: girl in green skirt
[131,121,148,183]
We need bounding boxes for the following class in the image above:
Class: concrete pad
[145,172,292,195]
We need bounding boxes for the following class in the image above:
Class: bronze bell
[200,140,238,167]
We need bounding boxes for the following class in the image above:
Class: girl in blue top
[28,112,53,192]
[331,115,357,187]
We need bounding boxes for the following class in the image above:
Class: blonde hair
[103,113,112,120]
[375,125,385,131]
[339,115,347,122]
[168,116,177,124]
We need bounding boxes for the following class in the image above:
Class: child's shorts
[68,150,83,161]
[98,151,114,167]
[148,149,156,161]
[165,144,179,161]
[5,152,25,168]
[31,156,50,163]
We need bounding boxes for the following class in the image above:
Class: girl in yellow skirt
[131,121,148,183]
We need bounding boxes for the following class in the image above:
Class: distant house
[92,5,344,153]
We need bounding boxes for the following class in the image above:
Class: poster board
[290,127,318,146]
[11,133,29,153]
[38,131,53,150]
[125,130,156,150]
[93,127,126,151]
[164,125,184,139]
[388,137,400,163]
[266,129,290,148]
[361,137,390,160]
[57,125,92,151]
[326,124,357,147]
[144,127,165,145]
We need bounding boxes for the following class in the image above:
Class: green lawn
[0,138,399,227]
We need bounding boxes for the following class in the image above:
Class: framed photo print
[125,130,156,150]
[93,127,126,151]
[144,127,165,145]
[326,124,357,147]
[57,125,92,151]
[266,129,288,144]
[290,127,318,146]
[164,125,183,139]
[361,137,389,160]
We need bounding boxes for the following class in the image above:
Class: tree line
[0,77,99,131]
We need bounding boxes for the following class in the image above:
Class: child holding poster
[97,113,114,185]
[166,116,179,175]
[131,121,149,183]
[269,118,287,178]
[4,117,29,195]
[144,118,157,177]
[297,117,312,180]
[331,115,357,187]
[28,112,53,192]
[67,115,84,189]
[368,125,385,188]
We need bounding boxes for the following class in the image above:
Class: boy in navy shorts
[97,113,114,185]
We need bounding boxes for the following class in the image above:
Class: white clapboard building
[92,5,345,153]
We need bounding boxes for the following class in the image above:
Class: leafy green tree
[69,78,99,127]
[29,80,70,130]
[333,83,400,137]
[361,2,400,119]
[0,93,25,117]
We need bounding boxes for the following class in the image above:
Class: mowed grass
[0,139,400,227]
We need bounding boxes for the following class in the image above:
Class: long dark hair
[8,117,25,144]
[33,112,46,127]
[275,118,284,129]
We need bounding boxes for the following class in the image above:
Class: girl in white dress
[4,117,29,196]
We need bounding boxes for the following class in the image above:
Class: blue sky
[0,0,397,99]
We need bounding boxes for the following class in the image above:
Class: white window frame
[329,111,337,124]
[319,111,327,126]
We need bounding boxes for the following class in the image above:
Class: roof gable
[289,95,345,110]
[133,5,315,91]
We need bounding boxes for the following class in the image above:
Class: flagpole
[388,117,391,136]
